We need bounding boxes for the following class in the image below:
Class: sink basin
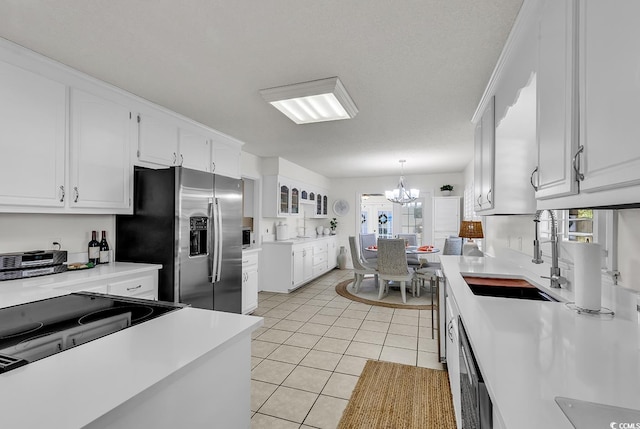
[463,276,559,302]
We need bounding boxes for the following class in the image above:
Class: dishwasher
[459,317,492,428]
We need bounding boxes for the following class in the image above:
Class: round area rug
[335,277,434,310]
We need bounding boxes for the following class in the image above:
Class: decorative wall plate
[333,199,350,216]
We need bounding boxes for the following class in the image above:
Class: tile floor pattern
[250,269,444,429]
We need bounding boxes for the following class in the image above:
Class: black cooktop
[0,292,185,373]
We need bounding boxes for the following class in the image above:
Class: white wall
[330,172,465,267]
[0,213,114,257]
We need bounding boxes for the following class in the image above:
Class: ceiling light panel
[260,77,358,124]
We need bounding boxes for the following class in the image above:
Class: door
[578,0,640,193]
[0,60,66,208]
[137,111,179,166]
[536,0,579,199]
[179,128,211,172]
[480,97,495,210]
[213,174,242,313]
[70,89,132,211]
[177,167,215,310]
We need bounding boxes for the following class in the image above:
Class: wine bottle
[88,230,100,265]
[99,230,110,264]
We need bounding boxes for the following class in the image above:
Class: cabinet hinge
[129,112,132,119]
[137,150,140,158]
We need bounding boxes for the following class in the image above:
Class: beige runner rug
[338,360,456,429]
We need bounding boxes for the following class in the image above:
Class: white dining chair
[348,236,378,293]
[396,233,420,267]
[376,239,415,303]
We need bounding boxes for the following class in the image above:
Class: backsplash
[0,213,115,255]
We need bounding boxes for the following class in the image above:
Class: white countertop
[263,235,336,245]
[0,304,263,428]
[0,262,162,309]
[440,255,640,429]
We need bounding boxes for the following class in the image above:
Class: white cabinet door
[479,97,495,210]
[0,60,66,208]
[179,128,211,172]
[445,289,461,427]
[292,247,304,286]
[535,0,579,200]
[327,237,338,269]
[137,111,179,166]
[242,251,259,314]
[70,89,133,211]
[211,134,241,179]
[473,122,483,212]
[578,0,640,193]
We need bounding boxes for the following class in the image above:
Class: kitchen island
[440,255,640,429]
[0,269,263,428]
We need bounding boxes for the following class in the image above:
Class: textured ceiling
[0,0,523,178]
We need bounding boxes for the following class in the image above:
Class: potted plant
[440,184,453,196]
[330,217,338,234]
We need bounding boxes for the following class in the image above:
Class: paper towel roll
[568,242,602,311]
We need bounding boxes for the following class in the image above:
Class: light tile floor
[250,269,444,429]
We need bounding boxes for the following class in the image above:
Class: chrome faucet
[532,210,567,288]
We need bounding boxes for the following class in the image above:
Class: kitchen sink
[463,276,559,302]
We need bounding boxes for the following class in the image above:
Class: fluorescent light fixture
[260,77,358,124]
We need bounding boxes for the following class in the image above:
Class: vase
[441,190,451,196]
[337,246,347,270]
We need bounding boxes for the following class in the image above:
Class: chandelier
[385,160,419,205]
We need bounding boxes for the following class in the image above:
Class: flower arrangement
[330,217,338,232]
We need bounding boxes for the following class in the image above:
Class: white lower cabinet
[242,250,259,314]
[107,272,158,300]
[293,243,314,286]
[261,237,337,293]
[445,282,462,428]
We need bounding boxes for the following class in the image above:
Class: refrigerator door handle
[208,200,215,283]
[213,197,223,282]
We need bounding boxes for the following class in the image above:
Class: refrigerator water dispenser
[189,217,208,256]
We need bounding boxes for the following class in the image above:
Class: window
[538,209,616,271]
[399,200,424,244]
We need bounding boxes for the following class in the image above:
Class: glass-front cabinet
[279,184,290,215]
[291,187,300,215]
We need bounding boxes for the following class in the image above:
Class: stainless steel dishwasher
[459,317,492,428]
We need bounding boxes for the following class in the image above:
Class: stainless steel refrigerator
[116,166,242,313]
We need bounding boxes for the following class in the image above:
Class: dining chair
[359,233,378,264]
[376,239,415,304]
[348,236,378,293]
[396,233,420,267]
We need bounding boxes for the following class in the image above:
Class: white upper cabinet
[535,0,640,208]
[577,1,640,194]
[471,0,539,215]
[479,97,495,211]
[211,132,242,179]
[137,111,179,166]
[179,127,211,172]
[0,59,67,208]
[473,96,495,212]
[70,89,133,211]
[535,0,579,200]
